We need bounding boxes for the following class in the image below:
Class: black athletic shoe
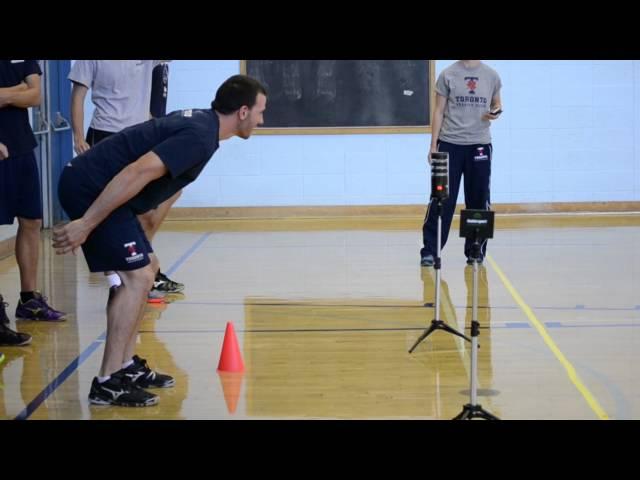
[0,294,10,325]
[88,371,159,407]
[0,323,32,346]
[121,355,175,388]
[153,272,184,293]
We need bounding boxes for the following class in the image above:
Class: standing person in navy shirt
[53,75,267,407]
[2,136,34,346]
[0,60,66,323]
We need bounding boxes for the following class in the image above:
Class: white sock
[122,358,134,369]
[97,375,111,383]
[107,273,122,288]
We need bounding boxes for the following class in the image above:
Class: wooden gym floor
[0,213,639,420]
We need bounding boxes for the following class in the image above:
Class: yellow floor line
[486,254,609,420]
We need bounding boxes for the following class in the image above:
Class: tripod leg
[437,322,471,342]
[475,408,500,420]
[453,404,500,420]
[452,407,472,420]
[408,323,438,353]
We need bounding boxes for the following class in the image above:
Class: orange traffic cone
[217,322,245,372]
[218,372,244,414]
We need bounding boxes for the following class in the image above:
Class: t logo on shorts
[474,146,489,161]
[124,241,144,264]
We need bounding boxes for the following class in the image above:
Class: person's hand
[483,111,502,121]
[52,219,91,255]
[73,136,91,155]
[0,143,8,160]
[428,146,438,165]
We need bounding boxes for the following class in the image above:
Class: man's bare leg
[16,217,41,292]
[122,254,159,361]
[108,254,175,388]
[100,264,154,377]
[91,263,158,407]
[15,217,65,320]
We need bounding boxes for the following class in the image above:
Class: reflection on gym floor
[1,214,639,419]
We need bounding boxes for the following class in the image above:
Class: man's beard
[238,122,251,139]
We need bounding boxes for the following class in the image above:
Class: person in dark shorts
[0,60,65,323]
[420,60,502,267]
[69,60,183,301]
[54,75,267,407]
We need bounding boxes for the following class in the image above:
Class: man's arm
[52,151,169,254]
[70,82,91,154]
[0,82,28,95]
[0,74,41,109]
[0,142,8,160]
[429,93,447,158]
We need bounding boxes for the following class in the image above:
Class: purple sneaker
[15,292,66,322]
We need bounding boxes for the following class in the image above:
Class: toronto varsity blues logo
[455,76,488,107]
[124,241,144,263]
[465,76,478,94]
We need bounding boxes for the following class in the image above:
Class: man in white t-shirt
[69,60,184,299]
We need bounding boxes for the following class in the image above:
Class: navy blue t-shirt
[0,60,42,156]
[70,108,219,214]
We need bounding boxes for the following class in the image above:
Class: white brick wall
[75,60,640,207]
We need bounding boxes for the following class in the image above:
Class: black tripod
[453,225,499,420]
[409,199,470,354]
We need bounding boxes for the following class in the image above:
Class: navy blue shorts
[86,127,114,147]
[58,165,153,273]
[0,151,43,224]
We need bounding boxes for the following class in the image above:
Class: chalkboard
[242,60,433,134]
